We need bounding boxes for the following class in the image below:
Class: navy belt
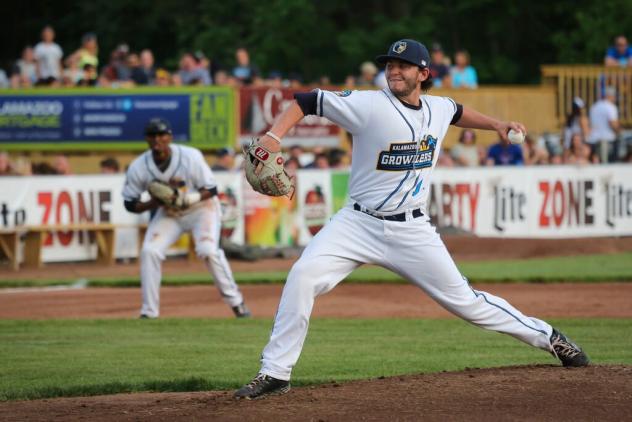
[353,203,423,222]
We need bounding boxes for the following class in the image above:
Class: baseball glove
[243,138,294,197]
[148,180,178,206]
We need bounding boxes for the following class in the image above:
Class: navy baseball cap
[144,117,172,135]
[376,39,431,68]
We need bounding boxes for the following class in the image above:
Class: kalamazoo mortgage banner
[0,88,235,150]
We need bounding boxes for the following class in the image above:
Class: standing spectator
[174,53,212,86]
[429,43,451,88]
[70,33,99,71]
[450,50,478,89]
[522,135,550,165]
[605,35,632,67]
[232,47,259,85]
[587,86,620,163]
[33,25,63,86]
[11,46,38,88]
[450,129,482,166]
[356,61,378,86]
[100,157,120,173]
[562,97,590,149]
[211,148,234,171]
[131,49,156,85]
[486,137,523,166]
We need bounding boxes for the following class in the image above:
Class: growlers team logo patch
[376,135,437,171]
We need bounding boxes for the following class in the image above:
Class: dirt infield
[1,236,631,420]
[1,366,630,421]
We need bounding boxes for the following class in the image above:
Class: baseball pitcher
[235,39,588,399]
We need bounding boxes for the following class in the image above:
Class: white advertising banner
[1,173,244,263]
[295,170,333,245]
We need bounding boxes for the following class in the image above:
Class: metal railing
[541,65,632,126]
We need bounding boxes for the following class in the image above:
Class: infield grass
[1,252,631,288]
[1,318,630,401]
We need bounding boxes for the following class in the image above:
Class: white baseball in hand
[508,129,525,144]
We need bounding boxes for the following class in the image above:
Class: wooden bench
[0,223,116,270]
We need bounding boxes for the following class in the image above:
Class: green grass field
[1,318,630,401]
[1,252,631,288]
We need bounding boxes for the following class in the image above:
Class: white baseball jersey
[315,88,458,214]
[123,144,217,213]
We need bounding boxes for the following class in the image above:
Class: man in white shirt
[33,26,63,85]
[587,86,620,163]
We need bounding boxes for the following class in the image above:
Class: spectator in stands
[155,68,172,86]
[61,54,84,86]
[587,86,620,163]
[131,49,156,85]
[31,162,57,175]
[437,151,455,167]
[450,129,482,166]
[68,33,99,74]
[563,97,590,150]
[100,44,133,87]
[53,155,72,175]
[11,46,38,88]
[232,47,259,85]
[0,69,9,88]
[356,61,378,87]
[486,137,523,166]
[605,35,632,67]
[305,152,330,169]
[344,74,356,88]
[328,148,349,168]
[522,135,550,165]
[450,50,478,89]
[100,157,120,173]
[564,133,598,165]
[211,148,234,171]
[33,25,63,86]
[284,157,300,177]
[429,43,451,88]
[174,52,212,86]
[76,63,98,86]
[0,152,17,176]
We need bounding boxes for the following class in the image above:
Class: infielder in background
[235,39,589,399]
[123,118,250,318]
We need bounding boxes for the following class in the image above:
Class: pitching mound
[1,365,630,421]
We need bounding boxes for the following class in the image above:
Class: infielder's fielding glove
[243,138,294,198]
[148,180,189,208]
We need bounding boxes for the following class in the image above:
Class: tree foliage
[2,0,631,84]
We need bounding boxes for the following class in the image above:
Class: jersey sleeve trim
[450,103,464,125]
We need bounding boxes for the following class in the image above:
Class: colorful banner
[239,86,340,147]
[0,88,235,151]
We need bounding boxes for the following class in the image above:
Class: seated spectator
[76,63,98,86]
[0,152,17,176]
[174,52,212,86]
[11,46,38,88]
[344,75,356,88]
[284,157,300,177]
[33,25,63,86]
[287,145,309,168]
[100,44,134,87]
[605,35,632,67]
[100,157,120,173]
[429,43,451,88]
[62,55,84,86]
[306,152,330,169]
[450,50,478,89]
[564,134,598,165]
[31,162,57,175]
[328,148,349,168]
[53,155,72,175]
[155,68,172,86]
[211,148,234,171]
[131,49,156,85]
[522,135,549,165]
[450,129,481,166]
[356,61,378,87]
[486,137,523,166]
[232,47,259,85]
[437,151,455,167]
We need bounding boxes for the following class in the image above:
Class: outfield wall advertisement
[0,88,235,151]
[1,166,630,263]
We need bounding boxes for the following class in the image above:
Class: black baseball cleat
[550,328,590,367]
[234,374,290,399]
[232,302,251,318]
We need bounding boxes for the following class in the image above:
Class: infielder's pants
[260,206,553,381]
[140,198,243,317]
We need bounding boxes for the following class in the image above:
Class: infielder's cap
[375,39,430,68]
[144,117,172,135]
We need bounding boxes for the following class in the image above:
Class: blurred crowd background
[0,0,631,176]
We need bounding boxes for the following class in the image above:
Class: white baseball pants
[140,198,243,318]
[260,205,553,381]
